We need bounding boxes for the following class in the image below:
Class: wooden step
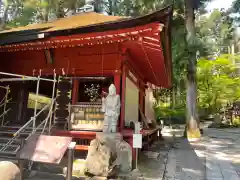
[52,130,97,139]
[75,145,88,151]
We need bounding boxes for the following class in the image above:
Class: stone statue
[102,84,120,133]
[0,161,21,180]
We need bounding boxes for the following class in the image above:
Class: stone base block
[0,161,21,180]
[85,132,132,177]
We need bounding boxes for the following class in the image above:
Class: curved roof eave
[0,5,173,46]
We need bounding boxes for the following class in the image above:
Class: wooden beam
[1,23,161,52]
[121,50,145,83]
[160,14,172,88]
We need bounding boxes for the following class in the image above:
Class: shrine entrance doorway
[70,76,114,132]
[77,76,114,103]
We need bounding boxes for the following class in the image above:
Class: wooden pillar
[120,67,127,131]
[115,73,121,131]
[114,73,121,95]
[163,17,172,87]
[17,85,23,122]
[22,83,29,123]
[139,89,145,114]
[17,82,28,123]
[71,79,79,104]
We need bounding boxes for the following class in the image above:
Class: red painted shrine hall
[0,6,173,159]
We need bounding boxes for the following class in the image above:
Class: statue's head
[108,84,116,96]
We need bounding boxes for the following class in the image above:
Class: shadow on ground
[138,127,240,180]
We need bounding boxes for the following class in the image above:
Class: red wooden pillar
[115,72,121,132]
[72,79,79,104]
[120,66,127,131]
[114,72,121,95]
[139,83,145,114]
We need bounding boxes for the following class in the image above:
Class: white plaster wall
[124,77,139,126]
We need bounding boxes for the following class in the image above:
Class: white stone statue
[102,84,121,133]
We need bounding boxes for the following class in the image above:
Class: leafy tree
[7,1,36,27]
[184,0,211,138]
[231,0,240,13]
[1,0,87,28]
[184,0,199,137]
[196,9,234,57]
[0,0,23,28]
[197,54,240,114]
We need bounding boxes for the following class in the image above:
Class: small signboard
[18,135,72,164]
[133,134,143,149]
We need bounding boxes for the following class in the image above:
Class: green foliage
[233,117,240,126]
[197,54,240,114]
[155,107,185,118]
[114,0,169,17]
[196,9,234,57]
[155,106,186,125]
[6,0,38,27]
[153,88,171,105]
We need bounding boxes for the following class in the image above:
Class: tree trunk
[171,87,176,108]
[0,1,9,29]
[66,0,77,16]
[43,0,49,22]
[185,0,200,138]
[108,0,113,15]
[11,0,23,21]
[56,0,65,18]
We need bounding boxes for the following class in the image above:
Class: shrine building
[0,6,173,160]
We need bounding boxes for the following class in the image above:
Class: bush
[155,106,186,125]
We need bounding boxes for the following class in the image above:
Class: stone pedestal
[85,133,132,177]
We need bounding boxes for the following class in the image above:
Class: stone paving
[193,128,240,180]
[162,127,240,180]
[163,138,206,180]
[138,137,173,180]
